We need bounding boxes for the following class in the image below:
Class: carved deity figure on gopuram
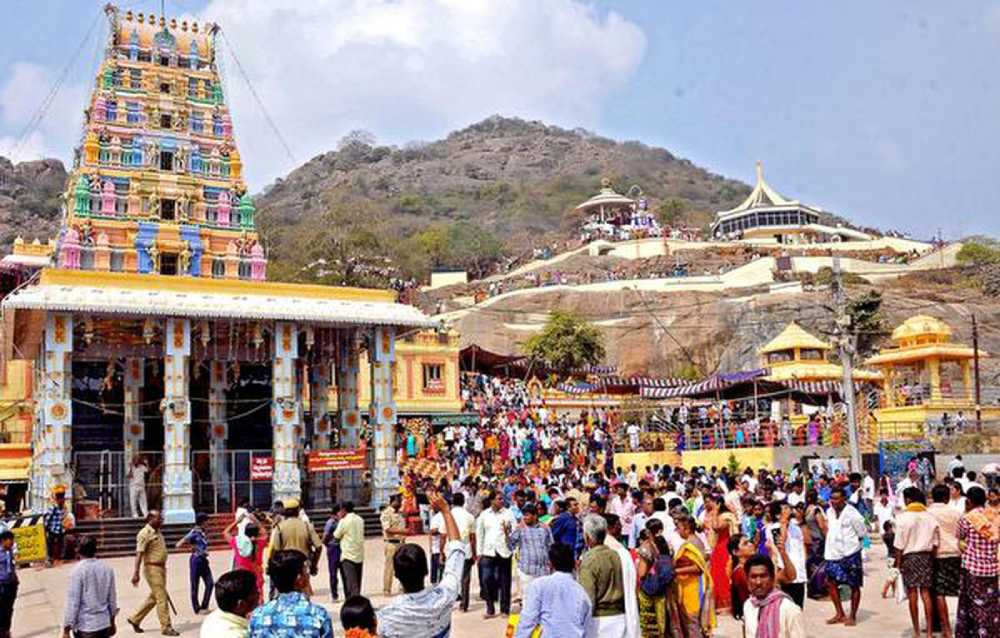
[59,4,266,280]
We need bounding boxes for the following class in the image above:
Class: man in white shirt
[200,570,259,638]
[476,492,515,617]
[767,502,807,608]
[822,487,867,626]
[786,482,805,507]
[872,490,894,534]
[945,455,964,478]
[861,472,876,512]
[447,493,477,612]
[959,470,984,493]
[742,554,806,638]
[897,469,919,496]
[626,423,641,451]
[127,456,150,519]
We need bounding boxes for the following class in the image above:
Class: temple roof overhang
[865,345,984,367]
[2,269,437,330]
[575,180,634,211]
[764,362,883,382]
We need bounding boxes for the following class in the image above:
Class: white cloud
[198,0,646,188]
[0,61,87,163]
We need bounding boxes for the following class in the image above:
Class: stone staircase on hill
[72,506,383,559]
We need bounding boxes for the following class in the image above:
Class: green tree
[846,290,887,357]
[956,241,1000,265]
[523,311,606,372]
[657,197,687,226]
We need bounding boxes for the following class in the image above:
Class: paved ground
[13,536,931,637]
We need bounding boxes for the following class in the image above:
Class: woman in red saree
[704,494,739,612]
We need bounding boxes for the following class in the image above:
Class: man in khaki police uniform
[127,510,177,636]
[380,494,408,595]
[268,498,322,592]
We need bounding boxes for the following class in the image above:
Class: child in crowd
[880,520,900,599]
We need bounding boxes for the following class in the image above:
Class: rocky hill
[255,116,752,284]
[451,271,1000,384]
[0,157,66,251]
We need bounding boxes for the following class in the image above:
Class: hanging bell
[143,318,156,344]
[83,316,95,345]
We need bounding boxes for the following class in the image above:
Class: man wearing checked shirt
[504,503,553,601]
[377,490,464,638]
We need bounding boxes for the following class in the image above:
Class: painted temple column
[336,330,362,503]
[272,322,302,504]
[961,360,974,402]
[123,357,144,471]
[310,361,331,450]
[162,318,195,524]
[927,357,942,403]
[369,326,398,508]
[33,313,74,511]
[208,360,231,505]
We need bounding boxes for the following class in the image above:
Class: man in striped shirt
[505,503,553,599]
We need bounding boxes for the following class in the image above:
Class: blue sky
[1,0,997,238]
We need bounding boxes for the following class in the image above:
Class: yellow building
[866,315,997,428]
[347,328,464,422]
[761,322,882,384]
[759,322,880,423]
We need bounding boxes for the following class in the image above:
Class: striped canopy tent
[555,381,603,395]
[641,371,862,403]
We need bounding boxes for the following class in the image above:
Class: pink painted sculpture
[250,242,266,281]
[100,180,117,215]
[216,190,231,226]
[59,228,81,269]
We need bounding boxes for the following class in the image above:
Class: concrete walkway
[13,535,924,637]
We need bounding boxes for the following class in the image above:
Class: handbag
[640,554,675,597]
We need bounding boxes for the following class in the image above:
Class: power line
[216,27,297,166]
[9,7,104,160]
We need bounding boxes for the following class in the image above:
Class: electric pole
[973,314,982,431]
[833,256,862,472]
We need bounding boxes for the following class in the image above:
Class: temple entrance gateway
[3,270,435,523]
[0,6,436,525]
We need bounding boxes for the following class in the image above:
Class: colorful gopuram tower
[58,5,265,280]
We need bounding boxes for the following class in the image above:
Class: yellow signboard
[12,523,47,563]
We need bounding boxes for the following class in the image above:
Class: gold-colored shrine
[866,315,997,426]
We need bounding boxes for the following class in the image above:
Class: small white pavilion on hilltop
[712,161,872,244]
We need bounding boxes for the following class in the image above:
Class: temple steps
[70,506,383,559]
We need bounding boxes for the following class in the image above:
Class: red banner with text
[307,449,367,473]
[250,456,274,480]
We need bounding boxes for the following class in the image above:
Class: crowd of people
[382,454,999,638]
[4,370,998,638]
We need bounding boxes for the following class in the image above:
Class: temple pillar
[272,322,301,504]
[883,365,896,407]
[123,357,144,471]
[162,318,194,524]
[336,330,361,503]
[32,314,74,512]
[928,357,942,403]
[369,326,397,508]
[310,361,331,450]
[961,360,974,402]
[208,360,230,507]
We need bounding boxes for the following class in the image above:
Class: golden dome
[891,315,953,344]
[759,322,831,355]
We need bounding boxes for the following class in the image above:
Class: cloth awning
[2,269,437,329]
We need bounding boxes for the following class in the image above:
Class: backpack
[640,553,675,597]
